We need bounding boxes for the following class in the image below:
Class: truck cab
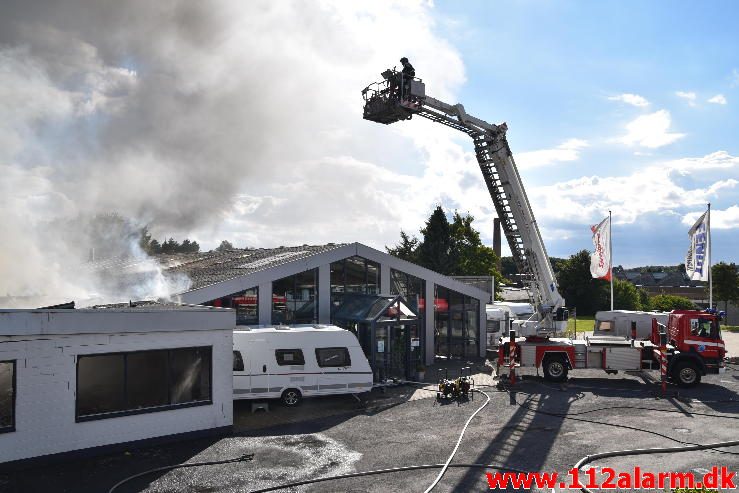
[667,310,725,378]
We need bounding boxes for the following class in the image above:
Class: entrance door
[388,324,407,380]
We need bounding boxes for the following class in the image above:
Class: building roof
[162,244,347,291]
[177,242,491,305]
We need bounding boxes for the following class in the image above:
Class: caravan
[233,325,373,406]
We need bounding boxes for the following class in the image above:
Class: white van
[232,325,373,406]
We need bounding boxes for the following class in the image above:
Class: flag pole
[708,203,712,309]
[609,210,613,311]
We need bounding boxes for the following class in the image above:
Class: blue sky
[424,0,739,266]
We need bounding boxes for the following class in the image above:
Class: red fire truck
[498,309,726,387]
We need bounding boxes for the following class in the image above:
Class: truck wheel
[672,361,701,387]
[543,356,568,382]
[281,388,302,407]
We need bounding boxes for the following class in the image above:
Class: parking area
[2,357,739,493]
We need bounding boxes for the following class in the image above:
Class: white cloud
[607,93,649,107]
[529,151,739,236]
[668,151,739,173]
[616,110,685,148]
[707,94,727,105]
[516,138,589,169]
[676,91,697,106]
[683,205,739,230]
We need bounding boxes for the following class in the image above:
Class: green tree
[216,240,235,252]
[500,256,518,281]
[180,239,200,253]
[712,262,739,324]
[417,206,454,275]
[637,287,651,311]
[650,294,695,311]
[160,238,180,254]
[386,231,419,263]
[612,278,642,311]
[556,250,608,315]
[450,212,504,298]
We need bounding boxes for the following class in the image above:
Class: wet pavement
[2,359,739,492]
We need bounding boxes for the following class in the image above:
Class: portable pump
[436,367,475,403]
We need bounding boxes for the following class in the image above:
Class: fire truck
[498,309,725,386]
[361,63,726,387]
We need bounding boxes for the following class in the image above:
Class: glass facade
[389,269,425,366]
[434,285,480,359]
[330,256,380,320]
[204,287,258,326]
[272,269,318,324]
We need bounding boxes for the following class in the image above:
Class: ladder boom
[362,69,566,335]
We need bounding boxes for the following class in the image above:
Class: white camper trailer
[232,325,373,406]
[594,310,669,339]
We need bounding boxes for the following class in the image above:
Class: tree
[385,207,504,298]
[637,287,651,311]
[160,238,180,254]
[612,278,642,311]
[216,240,235,252]
[180,239,200,253]
[556,250,608,315]
[650,294,695,311]
[417,206,454,275]
[449,212,504,298]
[712,262,739,324]
[386,231,419,263]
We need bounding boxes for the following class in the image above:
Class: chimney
[493,217,502,270]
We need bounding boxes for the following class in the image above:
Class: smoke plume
[0,1,467,307]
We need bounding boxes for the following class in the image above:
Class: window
[275,349,305,366]
[316,347,351,367]
[272,269,318,324]
[205,287,258,326]
[233,351,245,371]
[0,361,16,433]
[76,347,212,421]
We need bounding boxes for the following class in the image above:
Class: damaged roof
[161,244,348,291]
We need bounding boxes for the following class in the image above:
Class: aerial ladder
[362,66,568,337]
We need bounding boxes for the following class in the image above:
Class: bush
[650,294,695,311]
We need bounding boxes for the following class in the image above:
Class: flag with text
[590,216,611,281]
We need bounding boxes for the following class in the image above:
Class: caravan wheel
[281,388,302,407]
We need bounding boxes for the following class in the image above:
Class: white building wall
[0,310,234,464]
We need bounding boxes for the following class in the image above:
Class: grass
[567,315,595,334]
[723,325,739,333]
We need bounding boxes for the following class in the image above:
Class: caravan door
[233,349,251,399]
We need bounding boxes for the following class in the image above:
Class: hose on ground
[108,454,254,493]
[423,388,490,493]
[573,439,739,493]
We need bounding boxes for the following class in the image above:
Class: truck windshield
[691,318,720,339]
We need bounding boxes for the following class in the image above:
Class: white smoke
[0,1,468,307]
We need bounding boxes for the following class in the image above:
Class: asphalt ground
[3,362,739,493]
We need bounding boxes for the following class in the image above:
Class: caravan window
[596,320,614,332]
[315,347,351,367]
[233,351,245,371]
[275,349,305,366]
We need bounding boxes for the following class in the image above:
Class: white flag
[590,216,611,280]
[685,211,709,281]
